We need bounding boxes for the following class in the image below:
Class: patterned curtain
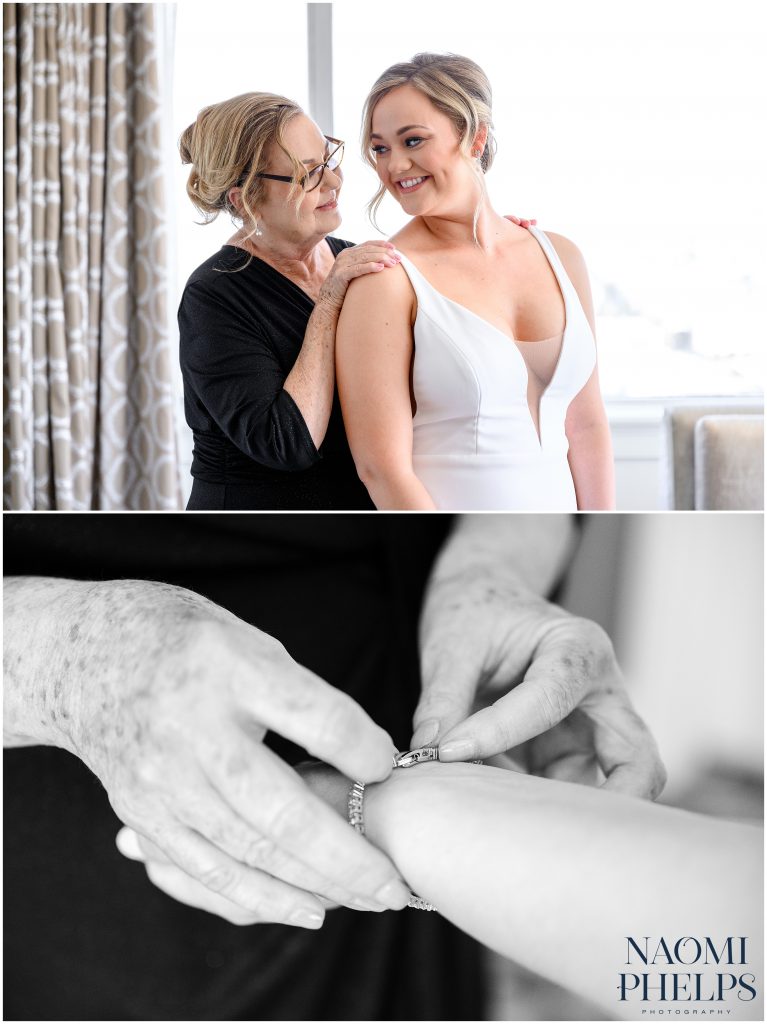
[3,3,181,509]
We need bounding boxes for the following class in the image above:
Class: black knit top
[178,237,373,510]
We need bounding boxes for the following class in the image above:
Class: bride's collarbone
[407,254,566,342]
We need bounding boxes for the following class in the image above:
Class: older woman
[336,53,616,510]
[178,92,532,510]
[178,92,401,510]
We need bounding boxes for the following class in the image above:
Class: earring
[253,222,263,237]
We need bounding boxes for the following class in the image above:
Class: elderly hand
[505,214,537,228]
[412,567,666,800]
[4,577,410,928]
[115,758,356,921]
[318,240,401,313]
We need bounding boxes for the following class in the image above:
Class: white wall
[559,514,763,799]
[614,514,763,795]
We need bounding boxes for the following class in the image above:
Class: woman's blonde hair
[179,92,307,242]
[361,52,497,231]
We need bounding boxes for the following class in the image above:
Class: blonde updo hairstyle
[361,52,497,231]
[179,92,308,242]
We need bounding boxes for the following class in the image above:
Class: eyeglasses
[254,136,345,193]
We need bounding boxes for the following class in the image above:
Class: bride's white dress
[398,226,597,511]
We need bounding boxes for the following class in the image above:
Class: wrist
[362,769,415,859]
[427,560,532,596]
[429,516,576,595]
[313,287,344,322]
[3,576,90,753]
[362,760,457,859]
[361,760,495,911]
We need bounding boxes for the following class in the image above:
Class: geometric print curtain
[3,3,181,509]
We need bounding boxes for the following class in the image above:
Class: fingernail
[115,827,144,861]
[374,878,410,910]
[290,907,324,929]
[439,738,475,761]
[411,719,439,747]
[350,897,384,912]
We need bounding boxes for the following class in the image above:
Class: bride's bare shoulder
[342,260,415,320]
[342,228,413,311]
[541,231,588,274]
[541,230,595,323]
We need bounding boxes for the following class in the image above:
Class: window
[331,0,765,399]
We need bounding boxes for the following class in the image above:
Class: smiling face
[242,113,343,246]
[369,84,485,219]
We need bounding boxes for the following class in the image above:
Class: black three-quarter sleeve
[177,239,370,509]
[179,275,320,473]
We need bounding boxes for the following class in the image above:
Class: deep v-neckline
[399,231,571,446]
[401,233,568,363]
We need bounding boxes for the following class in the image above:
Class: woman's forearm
[427,513,576,595]
[363,762,762,1017]
[567,418,616,510]
[357,466,437,510]
[283,298,339,449]
[3,576,89,750]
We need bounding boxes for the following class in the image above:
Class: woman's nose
[380,146,409,174]
[386,148,412,176]
[323,164,342,189]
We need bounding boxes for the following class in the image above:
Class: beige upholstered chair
[662,405,764,510]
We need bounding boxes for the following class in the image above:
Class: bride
[336,53,615,511]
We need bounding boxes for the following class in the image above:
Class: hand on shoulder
[342,257,416,325]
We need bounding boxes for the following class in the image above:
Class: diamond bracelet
[347,745,480,912]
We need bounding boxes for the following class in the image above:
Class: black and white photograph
[2,513,763,1019]
[2,1,764,1022]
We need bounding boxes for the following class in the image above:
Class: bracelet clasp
[393,746,440,769]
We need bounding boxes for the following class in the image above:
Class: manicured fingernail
[412,719,439,747]
[115,827,143,861]
[375,879,410,910]
[351,897,384,912]
[439,738,475,761]
[290,907,324,929]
